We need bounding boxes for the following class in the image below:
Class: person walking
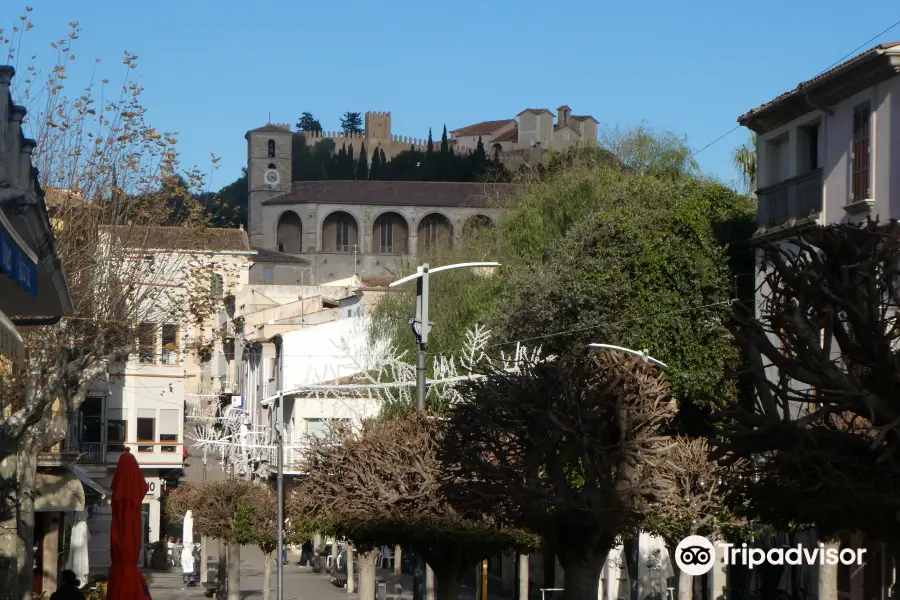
[50,570,86,600]
[300,540,314,567]
[181,543,196,586]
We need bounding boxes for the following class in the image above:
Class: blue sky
[3,1,900,192]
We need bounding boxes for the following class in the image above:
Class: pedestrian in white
[181,544,196,586]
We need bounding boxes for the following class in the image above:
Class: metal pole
[201,447,208,584]
[276,390,285,600]
[414,265,430,410]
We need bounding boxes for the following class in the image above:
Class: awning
[34,470,85,513]
[0,308,24,367]
[70,464,112,502]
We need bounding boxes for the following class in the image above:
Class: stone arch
[492,143,502,156]
[276,210,303,253]
[372,211,409,255]
[322,210,359,253]
[462,214,494,239]
[267,139,276,158]
[417,213,453,255]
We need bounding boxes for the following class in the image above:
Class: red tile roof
[107,226,252,252]
[517,108,554,116]
[449,119,517,137]
[261,181,517,208]
[491,127,518,143]
[738,42,900,124]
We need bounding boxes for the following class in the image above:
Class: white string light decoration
[188,322,547,474]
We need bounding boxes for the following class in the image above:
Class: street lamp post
[390,261,501,600]
[276,390,285,600]
[390,262,501,410]
[587,343,666,600]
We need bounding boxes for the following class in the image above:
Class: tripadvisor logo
[675,535,867,576]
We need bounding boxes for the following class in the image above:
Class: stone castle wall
[298,111,430,160]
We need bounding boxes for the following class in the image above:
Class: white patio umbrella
[65,510,90,588]
[183,509,194,544]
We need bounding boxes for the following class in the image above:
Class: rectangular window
[161,324,178,365]
[159,409,180,453]
[852,103,871,201]
[306,418,327,438]
[80,397,104,444]
[380,217,394,254]
[137,408,155,452]
[107,408,127,453]
[211,273,224,299]
[138,323,157,364]
[336,219,350,252]
[264,267,274,284]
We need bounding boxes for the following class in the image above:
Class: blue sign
[0,224,38,297]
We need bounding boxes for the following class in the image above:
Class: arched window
[417,214,453,255]
[322,211,359,253]
[463,215,493,240]
[268,163,276,169]
[276,211,303,254]
[267,139,276,158]
[373,212,409,255]
[492,143,502,156]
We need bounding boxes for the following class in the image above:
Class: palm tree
[732,133,757,195]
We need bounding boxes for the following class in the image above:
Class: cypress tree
[370,147,381,180]
[335,145,348,179]
[440,125,449,154]
[425,128,435,181]
[357,143,369,180]
[347,144,355,179]
[380,149,388,179]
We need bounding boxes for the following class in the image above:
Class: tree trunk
[15,442,38,600]
[819,538,840,600]
[394,545,403,593]
[558,554,604,600]
[357,550,379,600]
[427,564,436,600]
[677,568,692,600]
[217,540,227,600]
[348,547,355,593]
[331,539,339,579]
[0,452,20,600]
[227,543,241,600]
[263,551,272,600]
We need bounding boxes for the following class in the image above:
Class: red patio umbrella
[107,449,152,600]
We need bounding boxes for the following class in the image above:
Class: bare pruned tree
[0,15,223,598]
[439,351,676,600]
[712,220,900,598]
[290,412,535,600]
[715,220,900,504]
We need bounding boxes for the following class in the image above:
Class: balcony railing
[78,442,106,465]
[758,168,823,229]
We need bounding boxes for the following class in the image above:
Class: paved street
[142,546,518,600]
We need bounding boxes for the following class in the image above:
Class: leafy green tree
[732,133,757,194]
[370,146,382,180]
[356,143,369,180]
[212,168,248,227]
[370,137,754,418]
[296,111,323,133]
[598,123,699,180]
[234,485,279,600]
[340,111,364,134]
